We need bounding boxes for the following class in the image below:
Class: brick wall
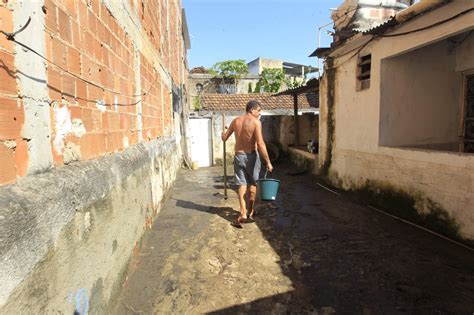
[0,0,187,185]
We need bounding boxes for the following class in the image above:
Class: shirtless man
[221,100,273,228]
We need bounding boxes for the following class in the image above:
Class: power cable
[379,7,474,37]
[324,7,474,69]
[1,16,162,106]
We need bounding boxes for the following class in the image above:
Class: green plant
[258,68,286,93]
[209,60,249,82]
[286,77,306,89]
[248,82,253,93]
[192,96,200,110]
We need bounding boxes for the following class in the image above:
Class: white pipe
[317,21,334,79]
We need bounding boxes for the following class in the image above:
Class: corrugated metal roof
[360,16,398,34]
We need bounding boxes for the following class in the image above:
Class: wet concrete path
[113,161,474,314]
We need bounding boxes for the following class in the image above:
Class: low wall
[288,147,319,175]
[0,137,181,313]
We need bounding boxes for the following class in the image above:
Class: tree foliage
[209,60,249,80]
[285,77,306,89]
[256,68,286,93]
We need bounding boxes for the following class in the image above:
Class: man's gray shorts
[234,151,261,186]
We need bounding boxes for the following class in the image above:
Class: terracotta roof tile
[200,92,318,112]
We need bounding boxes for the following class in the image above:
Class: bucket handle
[264,170,272,179]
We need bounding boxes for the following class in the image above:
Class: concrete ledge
[288,147,319,175]
[0,137,181,313]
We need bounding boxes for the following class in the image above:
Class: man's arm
[254,120,273,172]
[221,119,235,141]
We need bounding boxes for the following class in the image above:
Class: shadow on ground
[192,159,474,314]
[114,158,474,314]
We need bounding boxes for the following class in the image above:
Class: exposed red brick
[0,6,14,52]
[83,31,94,57]
[91,108,102,131]
[102,47,110,68]
[0,97,23,140]
[14,139,29,177]
[87,84,103,102]
[51,37,67,68]
[81,107,93,131]
[46,72,61,98]
[71,20,82,47]
[57,8,72,43]
[61,73,76,98]
[90,0,100,16]
[67,47,81,75]
[76,79,87,103]
[64,0,77,19]
[106,131,122,152]
[87,9,97,31]
[80,132,106,160]
[69,105,81,119]
[106,111,120,131]
[51,144,64,165]
[0,143,16,184]
[78,1,87,30]
[43,0,58,34]
[0,51,17,94]
[93,38,102,61]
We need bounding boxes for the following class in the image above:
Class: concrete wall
[380,40,461,150]
[0,139,180,313]
[210,113,319,166]
[0,0,188,312]
[247,57,283,75]
[319,1,474,240]
[261,114,319,150]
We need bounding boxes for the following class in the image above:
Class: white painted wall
[379,40,461,150]
[319,2,474,239]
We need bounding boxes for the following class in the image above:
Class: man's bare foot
[231,215,246,228]
[249,210,257,220]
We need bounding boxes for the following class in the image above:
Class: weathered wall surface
[0,0,188,312]
[0,139,180,313]
[380,40,461,149]
[210,113,319,167]
[319,2,474,240]
[0,0,187,185]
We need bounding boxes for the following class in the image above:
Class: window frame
[356,54,371,91]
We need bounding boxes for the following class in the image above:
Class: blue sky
[182,0,343,71]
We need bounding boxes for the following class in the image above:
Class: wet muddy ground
[113,161,474,314]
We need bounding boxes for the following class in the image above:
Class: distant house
[247,57,316,80]
[187,57,317,110]
[315,1,474,240]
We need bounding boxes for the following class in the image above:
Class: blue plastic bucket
[257,173,280,201]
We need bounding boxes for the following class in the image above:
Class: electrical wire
[1,17,162,107]
[379,7,474,37]
[323,7,474,70]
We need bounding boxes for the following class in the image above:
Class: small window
[357,54,371,90]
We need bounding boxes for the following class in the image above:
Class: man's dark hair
[246,100,262,113]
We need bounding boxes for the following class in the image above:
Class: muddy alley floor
[113,161,474,314]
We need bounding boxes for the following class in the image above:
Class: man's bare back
[221,103,273,173]
[232,115,259,153]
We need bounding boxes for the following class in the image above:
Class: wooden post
[293,93,299,146]
[222,113,227,199]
